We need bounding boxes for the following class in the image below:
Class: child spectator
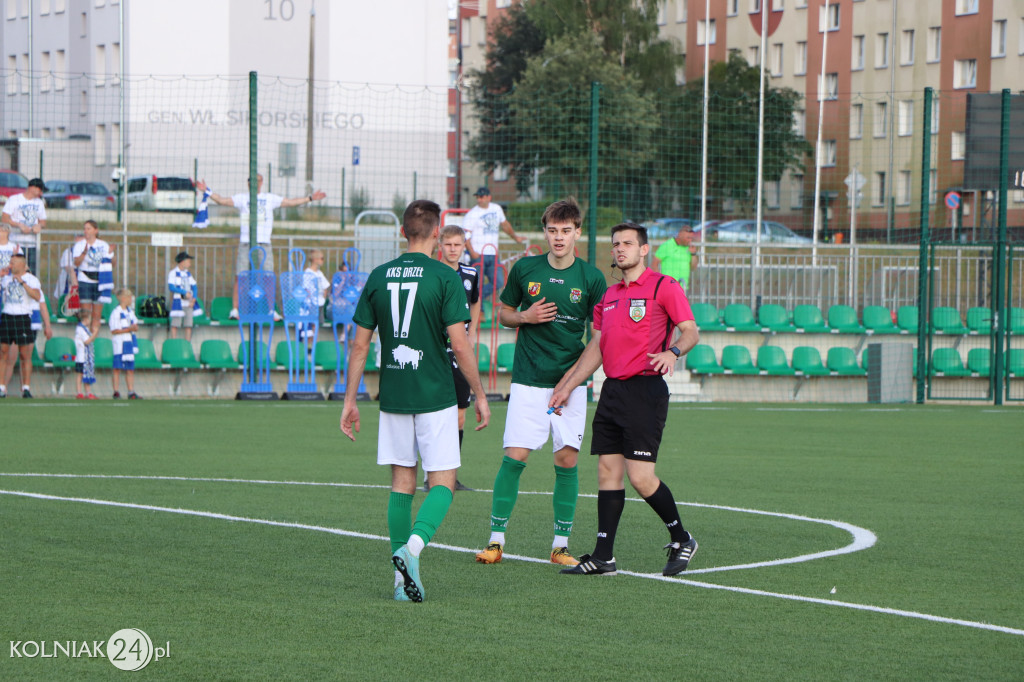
[299,249,331,355]
[168,251,201,341]
[54,234,85,300]
[0,223,22,277]
[72,220,116,336]
[109,287,141,399]
[75,307,98,399]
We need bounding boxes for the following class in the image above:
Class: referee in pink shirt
[550,222,699,576]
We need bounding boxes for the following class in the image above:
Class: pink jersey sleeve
[658,278,694,325]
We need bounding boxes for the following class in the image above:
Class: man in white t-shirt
[196,174,326,319]
[1,178,47,273]
[463,187,525,300]
[0,253,51,398]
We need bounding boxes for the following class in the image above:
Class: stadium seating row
[685,343,1024,378]
[691,303,1024,336]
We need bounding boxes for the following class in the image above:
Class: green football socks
[388,492,414,554]
[490,455,527,533]
[410,484,454,549]
[552,464,578,538]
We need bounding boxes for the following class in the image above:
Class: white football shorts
[503,383,587,452]
[378,405,460,472]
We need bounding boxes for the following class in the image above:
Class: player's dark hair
[403,199,442,240]
[542,197,582,230]
[611,222,648,246]
[10,253,26,262]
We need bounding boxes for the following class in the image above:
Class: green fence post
[248,71,259,249]
[587,81,601,402]
[993,88,1010,405]
[915,87,933,404]
[39,149,43,179]
[193,158,198,213]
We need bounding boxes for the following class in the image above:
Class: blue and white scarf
[98,254,114,303]
[77,322,96,385]
[192,187,212,229]
[110,307,138,361]
[168,267,203,318]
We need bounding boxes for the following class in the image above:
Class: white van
[125,175,195,212]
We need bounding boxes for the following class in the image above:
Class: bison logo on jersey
[629,298,646,322]
[528,282,541,297]
[570,288,582,303]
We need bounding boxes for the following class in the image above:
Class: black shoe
[422,479,430,493]
[454,480,474,492]
[21,388,32,399]
[663,537,698,576]
[112,391,121,399]
[128,392,142,400]
[560,554,617,575]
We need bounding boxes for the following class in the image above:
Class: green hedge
[502,201,623,234]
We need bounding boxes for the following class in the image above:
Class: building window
[495,0,511,7]
[95,44,106,86]
[876,32,889,68]
[493,163,509,182]
[750,0,762,12]
[79,89,87,115]
[822,140,836,167]
[927,27,941,62]
[447,114,456,132]
[94,124,106,165]
[19,0,26,17]
[795,41,807,75]
[677,0,687,23]
[796,0,807,7]
[110,43,120,85]
[850,103,863,139]
[992,19,1006,58]
[656,0,667,25]
[896,170,911,205]
[447,159,456,178]
[897,100,914,136]
[55,0,64,11]
[770,43,783,76]
[40,0,49,14]
[931,105,939,135]
[793,109,806,136]
[819,3,839,32]
[955,0,978,16]
[852,35,865,70]
[900,29,914,65]
[765,180,780,209]
[791,174,804,208]
[823,72,838,100]
[56,126,65,139]
[728,0,738,17]
[951,132,965,160]
[40,127,50,139]
[95,0,105,7]
[873,172,886,207]
[461,19,470,47]
[5,55,15,95]
[80,11,86,36]
[953,59,976,89]
[748,46,760,67]
[448,69,458,87]
[1020,17,1024,55]
[6,129,15,139]
[40,51,50,92]
[5,0,15,20]
[697,19,716,46]
[19,53,28,93]
[110,122,120,164]
[929,169,938,204]
[874,101,887,138]
[55,50,65,90]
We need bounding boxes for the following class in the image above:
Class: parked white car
[125,175,195,212]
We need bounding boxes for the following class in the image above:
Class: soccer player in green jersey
[341,199,491,602]
[474,197,607,567]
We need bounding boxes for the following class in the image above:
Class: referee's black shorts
[590,375,669,462]
[451,364,471,409]
[0,313,35,346]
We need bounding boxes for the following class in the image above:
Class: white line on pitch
[1,488,1020,639]
[0,472,875,575]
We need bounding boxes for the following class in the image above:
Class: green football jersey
[353,251,470,414]
[500,254,608,388]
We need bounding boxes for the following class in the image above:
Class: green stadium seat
[162,339,201,369]
[966,307,992,335]
[860,348,870,372]
[758,304,794,333]
[930,348,969,376]
[721,345,759,375]
[200,340,238,369]
[1007,349,1024,377]
[133,338,163,369]
[931,307,968,335]
[274,340,311,370]
[100,301,116,324]
[238,341,271,370]
[966,348,991,377]
[314,340,339,371]
[44,336,77,369]
[476,343,491,372]
[756,345,795,375]
[1009,308,1024,335]
[896,306,919,334]
[685,344,724,374]
[827,305,866,334]
[862,306,900,334]
[692,303,726,332]
[210,296,234,324]
[793,305,831,333]
[93,337,113,369]
[791,346,830,376]
[193,298,211,326]
[827,347,867,376]
[496,343,515,372]
[723,304,761,332]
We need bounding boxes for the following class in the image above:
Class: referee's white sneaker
[662,537,698,576]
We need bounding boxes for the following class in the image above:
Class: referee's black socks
[644,481,690,545]
[593,489,626,561]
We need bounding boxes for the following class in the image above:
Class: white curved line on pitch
[0,472,875,575]
[1,488,1020,639]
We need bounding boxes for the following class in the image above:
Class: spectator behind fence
[1,178,47,273]
[195,174,326,320]
[72,220,116,336]
[463,187,525,300]
[54,234,85,300]
[109,287,140,400]
[0,223,22,276]
[168,251,200,342]
[652,224,698,291]
[299,248,331,357]
[0,253,51,398]
[75,307,98,400]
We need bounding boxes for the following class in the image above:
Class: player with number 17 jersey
[352,251,469,414]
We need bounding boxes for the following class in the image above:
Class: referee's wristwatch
[668,346,682,359]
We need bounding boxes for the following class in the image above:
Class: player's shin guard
[552,464,579,539]
[410,485,454,548]
[388,492,414,554]
[490,455,526,533]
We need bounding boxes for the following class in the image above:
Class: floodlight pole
[812,0,830,266]
[754,0,768,286]
[699,0,710,268]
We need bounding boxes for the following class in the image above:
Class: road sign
[844,170,867,191]
[352,146,360,166]
[945,191,961,210]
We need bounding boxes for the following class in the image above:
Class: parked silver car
[43,180,116,210]
[707,220,812,244]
